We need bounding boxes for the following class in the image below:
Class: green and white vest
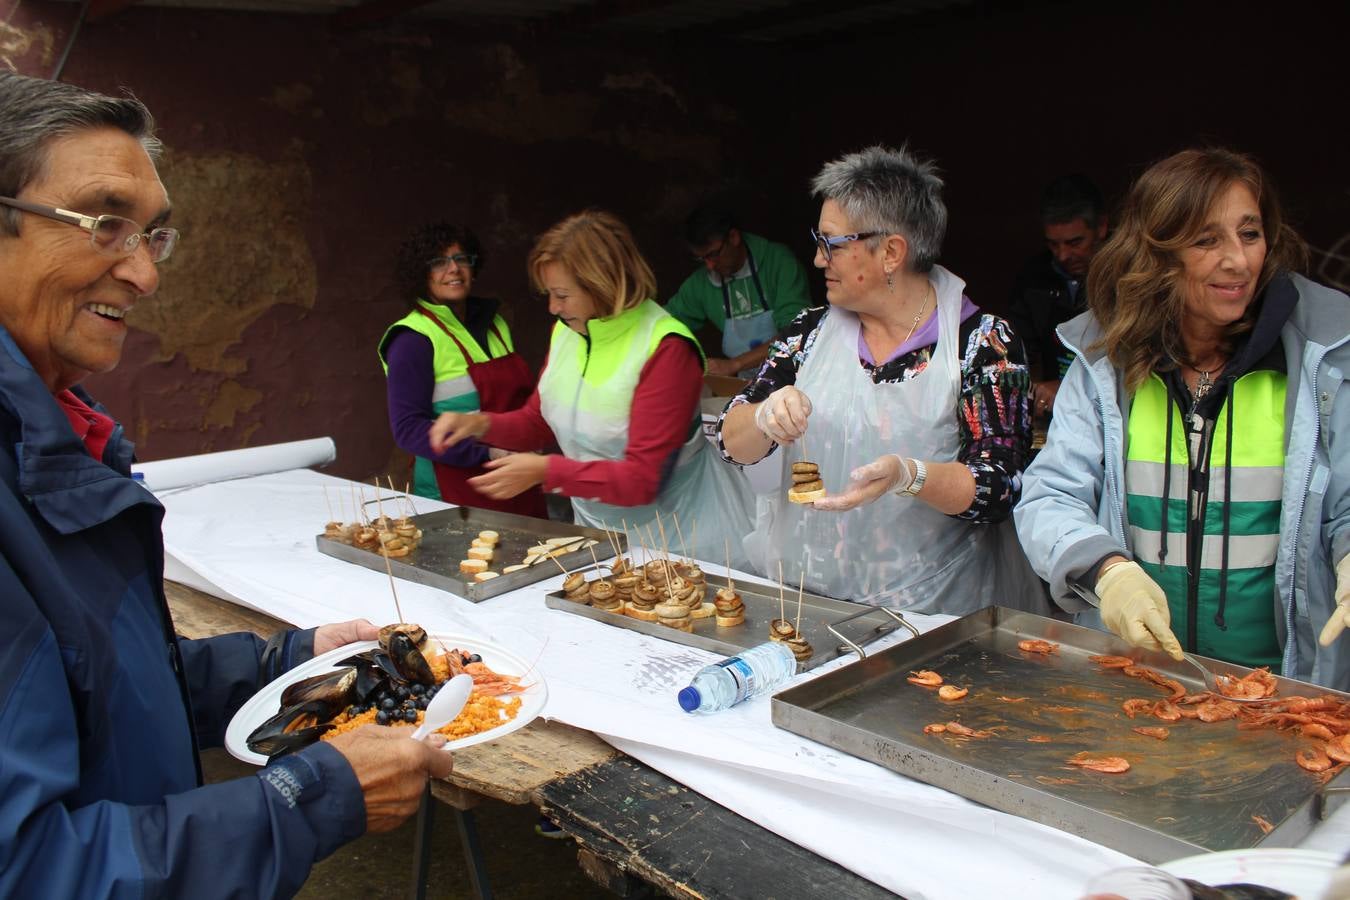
[378,299,515,498]
[1125,372,1285,667]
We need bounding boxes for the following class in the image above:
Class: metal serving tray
[316,506,621,603]
[772,606,1350,863]
[545,569,909,673]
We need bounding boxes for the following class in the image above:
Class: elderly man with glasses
[664,205,812,378]
[0,71,452,898]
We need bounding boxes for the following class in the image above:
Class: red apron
[417,308,548,519]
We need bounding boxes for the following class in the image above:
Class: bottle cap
[131,472,145,482]
[677,686,701,712]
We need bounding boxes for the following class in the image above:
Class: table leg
[455,808,494,900]
[410,787,434,900]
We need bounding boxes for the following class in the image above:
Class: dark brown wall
[4,1,1344,480]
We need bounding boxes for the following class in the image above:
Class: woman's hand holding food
[468,452,550,500]
[313,619,380,656]
[1095,559,1183,660]
[428,412,491,453]
[1317,555,1350,646]
[812,454,912,511]
[327,725,454,833]
[753,385,812,444]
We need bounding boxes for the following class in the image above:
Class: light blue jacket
[1014,274,1350,689]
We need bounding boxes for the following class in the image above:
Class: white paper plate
[225,632,546,766]
[1160,848,1340,897]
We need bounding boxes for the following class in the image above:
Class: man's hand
[1095,560,1183,660]
[428,412,491,454]
[752,386,811,444]
[313,619,380,656]
[468,453,549,499]
[1317,555,1350,646]
[326,725,455,833]
[706,357,740,377]
[812,454,911,511]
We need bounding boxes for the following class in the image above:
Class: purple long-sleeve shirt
[384,328,491,468]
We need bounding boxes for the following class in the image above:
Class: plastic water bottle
[677,641,797,713]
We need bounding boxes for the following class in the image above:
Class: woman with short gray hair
[718,145,1046,613]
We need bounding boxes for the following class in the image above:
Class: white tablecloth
[157,469,1350,900]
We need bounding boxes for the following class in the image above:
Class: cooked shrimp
[1066,755,1131,773]
[907,670,943,687]
[1132,727,1170,740]
[1121,699,1152,718]
[1088,655,1134,668]
[1017,639,1058,654]
[1297,747,1333,772]
[938,685,968,701]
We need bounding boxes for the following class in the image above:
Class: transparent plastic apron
[539,322,755,569]
[720,244,776,376]
[746,266,1045,613]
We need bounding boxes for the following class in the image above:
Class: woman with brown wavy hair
[1016,148,1350,688]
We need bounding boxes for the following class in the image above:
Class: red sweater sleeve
[543,336,704,506]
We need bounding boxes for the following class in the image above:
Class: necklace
[1184,356,1226,403]
[899,283,933,348]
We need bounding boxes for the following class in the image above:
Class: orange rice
[322,693,522,742]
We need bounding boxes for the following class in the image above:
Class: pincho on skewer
[784,570,813,661]
[713,537,745,627]
[787,460,825,504]
[768,561,798,641]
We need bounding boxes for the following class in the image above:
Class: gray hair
[0,71,161,235]
[811,144,946,273]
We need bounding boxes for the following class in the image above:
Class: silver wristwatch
[898,458,927,497]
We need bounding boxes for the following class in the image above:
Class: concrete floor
[203,748,613,899]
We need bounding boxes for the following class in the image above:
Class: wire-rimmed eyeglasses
[0,195,178,263]
[429,253,478,272]
[692,239,727,264]
[810,228,882,262]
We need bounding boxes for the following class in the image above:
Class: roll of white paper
[132,437,337,491]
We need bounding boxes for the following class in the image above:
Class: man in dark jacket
[0,71,453,897]
[1007,174,1108,422]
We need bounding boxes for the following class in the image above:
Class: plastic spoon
[411,673,473,741]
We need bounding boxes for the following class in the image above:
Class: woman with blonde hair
[430,209,753,563]
[1016,148,1350,688]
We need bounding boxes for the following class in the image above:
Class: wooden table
[167,582,899,899]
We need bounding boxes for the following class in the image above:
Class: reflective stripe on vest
[1125,371,1285,666]
[378,301,515,498]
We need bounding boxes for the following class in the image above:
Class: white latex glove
[1317,555,1350,646]
[753,385,812,444]
[812,455,911,512]
[1095,560,1183,660]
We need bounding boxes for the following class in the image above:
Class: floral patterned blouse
[715,304,1033,523]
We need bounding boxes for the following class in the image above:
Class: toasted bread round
[459,559,488,574]
[715,612,746,628]
[689,602,717,619]
[467,546,494,561]
[477,530,500,544]
[474,571,499,582]
[788,486,826,504]
[625,604,659,621]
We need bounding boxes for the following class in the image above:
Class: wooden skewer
[621,519,636,564]
[654,512,673,562]
[724,537,735,594]
[599,518,623,562]
[672,512,690,562]
[588,544,609,584]
[378,530,405,625]
[795,568,806,635]
[373,478,387,527]
[548,552,571,576]
[404,482,417,517]
[323,486,334,522]
[778,560,786,623]
[688,519,699,565]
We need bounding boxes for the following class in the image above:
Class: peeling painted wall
[3,1,1345,485]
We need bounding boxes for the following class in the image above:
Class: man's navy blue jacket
[0,326,365,898]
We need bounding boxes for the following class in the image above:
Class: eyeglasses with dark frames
[0,195,178,263]
[691,239,728,264]
[428,253,478,272]
[810,228,882,262]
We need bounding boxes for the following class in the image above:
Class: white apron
[745,266,1048,615]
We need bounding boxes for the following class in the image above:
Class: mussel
[385,631,435,686]
[280,667,357,710]
[246,699,336,757]
[379,623,427,652]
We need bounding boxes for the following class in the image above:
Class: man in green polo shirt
[665,206,811,377]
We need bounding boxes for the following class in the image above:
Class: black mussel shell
[246,699,335,756]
